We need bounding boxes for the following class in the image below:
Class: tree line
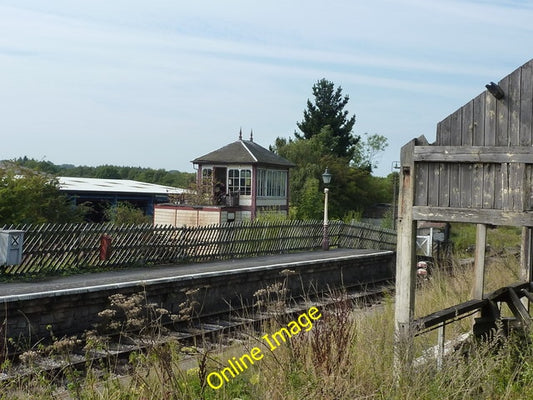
[12,157,196,188]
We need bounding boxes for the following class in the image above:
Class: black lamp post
[322,168,332,251]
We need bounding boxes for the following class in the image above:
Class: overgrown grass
[450,223,522,256]
[1,253,533,399]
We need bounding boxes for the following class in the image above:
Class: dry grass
[247,252,533,400]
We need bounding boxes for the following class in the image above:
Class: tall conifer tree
[296,79,358,159]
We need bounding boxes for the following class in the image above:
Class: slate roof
[192,139,295,167]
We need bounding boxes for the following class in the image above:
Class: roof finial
[239,128,242,140]
[250,129,253,142]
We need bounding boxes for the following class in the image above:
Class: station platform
[0,248,390,300]
[0,248,395,341]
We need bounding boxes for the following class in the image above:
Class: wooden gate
[395,59,533,361]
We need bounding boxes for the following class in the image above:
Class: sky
[1,0,533,178]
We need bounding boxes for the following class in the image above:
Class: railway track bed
[0,281,391,386]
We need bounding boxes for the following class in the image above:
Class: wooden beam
[506,287,532,328]
[394,139,417,366]
[414,146,533,163]
[437,324,445,370]
[521,227,533,309]
[414,299,487,331]
[521,227,533,281]
[521,289,533,303]
[414,282,530,333]
[412,206,533,226]
[473,224,487,300]
[488,281,530,301]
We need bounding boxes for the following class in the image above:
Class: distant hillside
[11,157,195,189]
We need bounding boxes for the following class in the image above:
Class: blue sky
[1,0,533,178]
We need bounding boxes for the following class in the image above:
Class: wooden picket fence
[0,220,396,275]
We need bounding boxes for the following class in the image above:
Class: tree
[352,133,389,172]
[14,157,196,188]
[270,79,391,220]
[295,177,323,220]
[94,165,121,179]
[296,79,358,160]
[271,130,329,219]
[0,165,86,224]
[104,202,151,225]
[272,100,390,219]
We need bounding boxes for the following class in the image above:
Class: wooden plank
[461,100,474,145]
[449,110,462,208]
[502,163,511,211]
[449,162,461,208]
[459,164,473,208]
[506,287,532,327]
[414,299,487,331]
[521,227,532,282]
[494,163,503,210]
[484,91,497,146]
[437,115,452,145]
[412,205,533,226]
[472,163,483,208]
[413,146,533,163]
[429,113,456,208]
[509,163,526,211]
[450,109,463,146]
[509,66,521,146]
[482,163,496,209]
[520,61,533,146]
[473,224,487,300]
[496,76,510,146]
[414,162,429,206]
[521,227,533,310]
[473,93,486,146]
[438,162,450,208]
[428,161,440,207]
[437,324,445,370]
[394,139,418,356]
[527,165,533,211]
[414,281,531,333]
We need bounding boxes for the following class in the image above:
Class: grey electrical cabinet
[0,230,24,266]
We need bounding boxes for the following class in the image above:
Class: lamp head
[322,168,332,185]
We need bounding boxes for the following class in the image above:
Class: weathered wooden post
[394,139,417,369]
[521,227,533,309]
[472,224,487,300]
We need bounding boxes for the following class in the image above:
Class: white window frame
[257,169,287,198]
[228,168,251,195]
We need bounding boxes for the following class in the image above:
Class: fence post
[521,227,533,309]
[437,324,445,370]
[394,139,417,373]
[473,224,487,300]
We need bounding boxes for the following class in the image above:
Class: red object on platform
[99,234,112,260]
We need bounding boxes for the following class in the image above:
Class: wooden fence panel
[0,220,396,275]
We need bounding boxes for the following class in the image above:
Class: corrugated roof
[192,139,295,167]
[58,177,187,195]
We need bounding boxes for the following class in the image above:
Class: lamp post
[322,168,332,251]
[392,161,400,230]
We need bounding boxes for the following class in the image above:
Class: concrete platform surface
[0,249,392,299]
